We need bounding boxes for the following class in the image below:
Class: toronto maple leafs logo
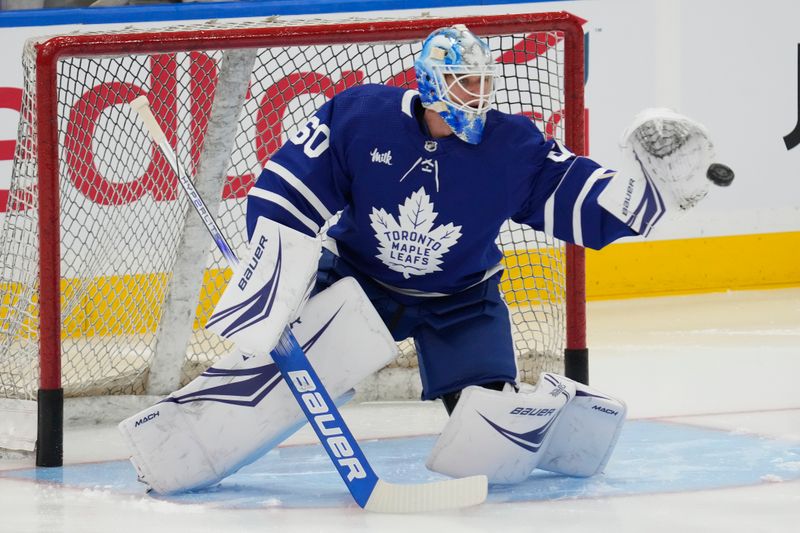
[369,187,462,279]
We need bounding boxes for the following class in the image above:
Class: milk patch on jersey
[370,148,393,165]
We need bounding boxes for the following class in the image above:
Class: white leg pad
[118,277,396,494]
[426,374,576,484]
[537,379,627,477]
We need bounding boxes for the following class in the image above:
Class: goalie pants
[313,248,517,400]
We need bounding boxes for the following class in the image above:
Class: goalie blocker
[203,216,321,357]
[427,373,626,484]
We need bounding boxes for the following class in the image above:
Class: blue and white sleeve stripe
[518,155,636,250]
[264,160,335,221]
[570,167,616,247]
[247,187,321,235]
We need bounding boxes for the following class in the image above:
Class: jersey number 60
[289,116,331,158]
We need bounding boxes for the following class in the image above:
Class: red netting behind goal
[0,13,586,413]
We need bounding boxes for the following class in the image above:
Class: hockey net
[0,14,585,416]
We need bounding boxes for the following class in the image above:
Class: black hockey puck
[706,163,735,186]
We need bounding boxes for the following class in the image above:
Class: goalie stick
[128,95,487,513]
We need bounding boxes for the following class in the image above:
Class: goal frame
[29,11,587,467]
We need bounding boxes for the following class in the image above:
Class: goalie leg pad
[537,379,627,477]
[118,277,397,494]
[426,374,576,484]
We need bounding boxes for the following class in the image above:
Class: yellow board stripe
[501,246,565,306]
[2,232,798,339]
[586,231,800,299]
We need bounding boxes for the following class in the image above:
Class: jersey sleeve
[245,97,351,240]
[511,131,638,251]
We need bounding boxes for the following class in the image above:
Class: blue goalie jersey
[247,84,635,297]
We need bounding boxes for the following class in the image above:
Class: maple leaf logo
[369,187,462,279]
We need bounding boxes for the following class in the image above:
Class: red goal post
[0,12,587,466]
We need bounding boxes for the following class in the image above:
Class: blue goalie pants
[312,248,517,400]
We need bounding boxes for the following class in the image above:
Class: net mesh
[0,18,574,401]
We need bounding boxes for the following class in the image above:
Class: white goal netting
[0,16,580,403]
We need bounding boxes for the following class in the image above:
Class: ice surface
[1,288,798,532]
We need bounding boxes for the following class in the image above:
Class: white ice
[1,288,798,533]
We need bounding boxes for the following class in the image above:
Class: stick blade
[363,475,488,514]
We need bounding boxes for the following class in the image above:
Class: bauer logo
[134,411,159,427]
[287,369,367,482]
[621,178,636,217]
[238,234,269,290]
[592,405,619,416]
[509,407,556,417]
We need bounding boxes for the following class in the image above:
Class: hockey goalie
[120,24,732,493]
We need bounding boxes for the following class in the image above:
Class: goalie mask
[415,25,498,144]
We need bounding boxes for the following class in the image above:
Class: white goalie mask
[414,25,499,144]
